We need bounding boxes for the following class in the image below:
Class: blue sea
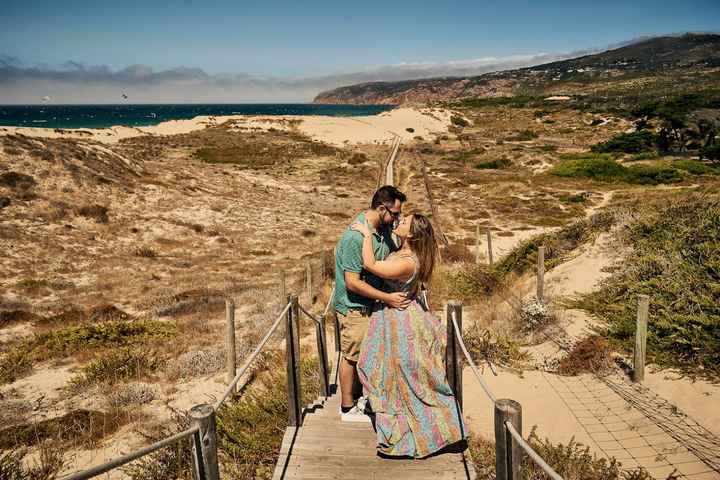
[0,104,394,129]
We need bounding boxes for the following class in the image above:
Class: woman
[351,213,466,458]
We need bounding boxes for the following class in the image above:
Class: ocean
[0,104,394,129]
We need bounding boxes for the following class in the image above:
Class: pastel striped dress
[357,252,467,458]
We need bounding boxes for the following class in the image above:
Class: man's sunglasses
[381,205,401,219]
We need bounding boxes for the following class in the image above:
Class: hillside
[313,33,720,105]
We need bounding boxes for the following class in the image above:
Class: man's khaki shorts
[338,308,371,363]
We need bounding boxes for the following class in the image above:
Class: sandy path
[462,234,720,479]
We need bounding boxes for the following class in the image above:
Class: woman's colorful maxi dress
[357,252,467,458]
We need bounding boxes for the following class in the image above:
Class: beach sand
[0,106,452,147]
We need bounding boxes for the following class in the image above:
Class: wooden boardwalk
[271,385,476,480]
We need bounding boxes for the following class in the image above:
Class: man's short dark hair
[371,185,407,209]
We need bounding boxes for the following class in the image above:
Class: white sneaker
[340,400,371,423]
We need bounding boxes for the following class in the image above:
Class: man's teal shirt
[333,212,395,315]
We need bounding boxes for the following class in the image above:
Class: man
[334,185,410,421]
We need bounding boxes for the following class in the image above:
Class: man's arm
[344,271,410,309]
[338,227,410,310]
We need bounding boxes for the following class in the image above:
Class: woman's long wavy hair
[406,214,438,294]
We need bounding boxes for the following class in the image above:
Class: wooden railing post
[306,261,313,303]
[446,301,463,410]
[487,229,494,266]
[537,246,545,302]
[189,404,220,480]
[316,311,331,398]
[475,224,481,265]
[333,309,341,355]
[494,399,522,480]
[320,251,326,281]
[279,270,286,304]
[286,295,303,426]
[633,294,649,383]
[225,299,236,388]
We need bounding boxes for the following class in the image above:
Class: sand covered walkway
[462,234,720,479]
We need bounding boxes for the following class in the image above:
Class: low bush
[673,159,720,175]
[69,347,163,388]
[1,319,175,385]
[550,158,683,185]
[126,353,321,480]
[505,130,539,142]
[0,171,35,189]
[559,192,590,204]
[556,336,613,376]
[438,264,499,303]
[105,382,158,409]
[134,246,157,258]
[445,147,486,163]
[492,212,615,279]
[591,130,656,153]
[0,409,127,449]
[464,323,530,369]
[468,427,658,479]
[474,158,512,170]
[0,446,64,480]
[701,143,720,162]
[76,204,109,223]
[572,194,720,380]
[167,348,225,379]
[450,115,470,127]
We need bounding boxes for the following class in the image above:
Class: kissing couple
[333,185,467,459]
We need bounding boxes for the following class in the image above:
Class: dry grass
[0,409,136,450]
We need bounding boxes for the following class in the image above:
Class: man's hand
[385,292,411,310]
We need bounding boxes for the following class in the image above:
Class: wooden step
[272,391,476,480]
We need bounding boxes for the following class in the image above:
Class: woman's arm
[352,222,414,280]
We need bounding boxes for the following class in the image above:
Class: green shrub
[538,144,558,152]
[673,159,720,175]
[440,264,499,303]
[559,192,589,204]
[69,347,163,388]
[445,147,486,163]
[474,158,512,170]
[450,115,469,127]
[493,213,615,279]
[522,428,624,479]
[457,95,541,109]
[629,150,659,161]
[573,194,720,380]
[30,320,175,359]
[701,143,720,162]
[1,320,175,385]
[550,158,683,185]
[591,130,656,153]
[469,427,656,479]
[0,350,33,384]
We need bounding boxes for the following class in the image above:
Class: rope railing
[448,306,564,480]
[62,426,200,480]
[299,304,322,324]
[215,300,292,408]
[506,421,564,480]
[450,310,497,403]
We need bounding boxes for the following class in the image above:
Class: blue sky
[1,0,718,102]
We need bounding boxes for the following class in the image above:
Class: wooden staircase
[271,386,477,480]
